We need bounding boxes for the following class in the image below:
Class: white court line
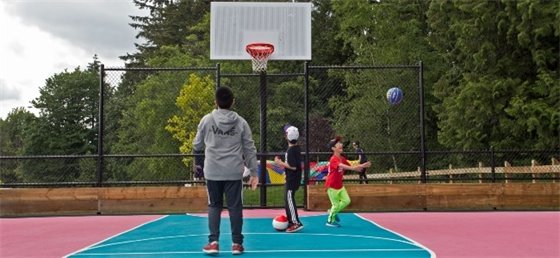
[69,232,426,253]
[79,234,207,250]
[63,215,170,258]
[355,213,437,258]
[72,248,427,256]
[66,214,434,257]
[186,212,328,219]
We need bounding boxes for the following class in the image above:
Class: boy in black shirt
[274,124,304,233]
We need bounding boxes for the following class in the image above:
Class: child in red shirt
[325,136,371,227]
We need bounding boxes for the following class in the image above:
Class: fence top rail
[427,149,560,154]
[0,155,99,160]
[103,66,218,71]
[308,64,420,69]
[220,73,305,77]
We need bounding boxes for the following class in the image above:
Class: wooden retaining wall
[1,183,558,217]
[0,186,208,217]
[307,183,560,211]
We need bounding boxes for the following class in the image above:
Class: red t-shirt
[325,155,350,190]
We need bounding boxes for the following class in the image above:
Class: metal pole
[259,71,267,207]
[418,61,427,183]
[215,63,221,88]
[491,147,496,183]
[97,64,105,187]
[303,61,310,209]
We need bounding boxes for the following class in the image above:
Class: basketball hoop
[246,43,274,73]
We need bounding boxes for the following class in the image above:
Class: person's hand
[361,161,372,168]
[248,176,259,190]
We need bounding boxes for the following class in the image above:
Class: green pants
[327,186,351,223]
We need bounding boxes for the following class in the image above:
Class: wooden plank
[0,186,209,216]
[426,184,500,210]
[99,186,208,214]
[99,198,207,214]
[0,200,98,217]
[498,183,560,209]
[100,186,207,199]
[504,166,532,173]
[307,184,425,211]
[531,165,560,173]
[307,183,560,211]
[0,188,99,216]
[0,188,99,201]
[359,165,558,179]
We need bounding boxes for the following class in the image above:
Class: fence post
[531,159,538,183]
[478,162,484,183]
[491,147,496,183]
[448,164,453,184]
[418,61,427,183]
[97,64,105,187]
[552,157,559,183]
[504,161,511,183]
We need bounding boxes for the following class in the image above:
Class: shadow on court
[66,213,434,257]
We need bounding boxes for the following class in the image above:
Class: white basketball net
[246,44,274,73]
[251,58,269,73]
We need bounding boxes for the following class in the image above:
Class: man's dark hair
[215,86,234,109]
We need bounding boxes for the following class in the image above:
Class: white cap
[285,126,299,141]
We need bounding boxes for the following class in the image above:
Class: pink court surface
[1,210,559,258]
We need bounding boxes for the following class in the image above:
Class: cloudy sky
[0,0,148,119]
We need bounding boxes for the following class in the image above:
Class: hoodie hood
[212,109,239,131]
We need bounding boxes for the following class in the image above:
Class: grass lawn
[243,184,304,207]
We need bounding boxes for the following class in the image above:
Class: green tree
[165,74,214,168]
[329,0,443,170]
[21,58,101,182]
[428,0,559,150]
[111,46,215,181]
[0,108,36,183]
[124,0,210,66]
[0,108,35,156]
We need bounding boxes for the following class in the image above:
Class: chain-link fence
[1,64,558,208]
[306,64,424,183]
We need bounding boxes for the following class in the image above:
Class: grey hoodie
[193,108,258,180]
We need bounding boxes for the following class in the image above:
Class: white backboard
[210,2,312,60]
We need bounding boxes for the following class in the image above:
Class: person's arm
[192,118,205,169]
[241,121,259,190]
[274,156,296,170]
[339,161,371,172]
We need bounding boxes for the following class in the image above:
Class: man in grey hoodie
[193,86,259,255]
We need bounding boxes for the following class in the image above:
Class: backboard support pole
[259,71,267,207]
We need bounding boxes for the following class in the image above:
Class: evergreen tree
[0,108,36,183]
[428,0,559,150]
[21,57,101,182]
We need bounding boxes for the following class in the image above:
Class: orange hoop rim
[246,43,275,59]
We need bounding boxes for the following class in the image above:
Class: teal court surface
[65,213,434,257]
